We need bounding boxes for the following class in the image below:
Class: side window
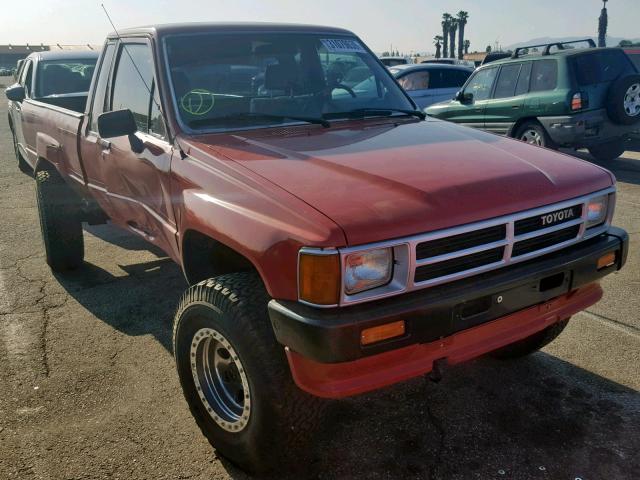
[110,43,154,131]
[21,61,34,98]
[464,67,498,101]
[493,64,522,99]
[435,69,471,89]
[90,43,116,131]
[515,62,532,95]
[398,71,430,91]
[530,60,558,92]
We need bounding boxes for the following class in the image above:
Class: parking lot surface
[0,80,638,479]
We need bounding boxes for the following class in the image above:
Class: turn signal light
[597,252,616,270]
[361,320,406,346]
[299,251,341,305]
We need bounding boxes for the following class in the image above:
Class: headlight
[586,195,608,228]
[344,248,393,295]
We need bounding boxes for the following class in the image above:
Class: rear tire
[173,272,323,474]
[35,168,84,271]
[10,131,31,174]
[515,121,555,149]
[490,318,570,359]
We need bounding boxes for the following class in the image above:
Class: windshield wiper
[188,112,330,129]
[327,108,426,121]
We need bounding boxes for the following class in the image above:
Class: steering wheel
[332,83,357,98]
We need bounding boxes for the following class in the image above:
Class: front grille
[416,225,506,259]
[512,225,580,257]
[514,204,582,235]
[415,247,505,283]
[409,196,603,290]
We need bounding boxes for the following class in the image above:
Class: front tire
[35,169,84,271]
[173,273,323,473]
[588,140,626,162]
[515,121,555,149]
[490,318,570,359]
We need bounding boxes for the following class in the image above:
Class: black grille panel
[415,247,505,283]
[416,224,506,260]
[514,204,582,235]
[512,225,580,257]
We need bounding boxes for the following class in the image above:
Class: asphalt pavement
[0,80,638,479]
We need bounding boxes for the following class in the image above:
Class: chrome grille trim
[299,187,615,308]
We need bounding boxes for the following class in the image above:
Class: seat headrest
[264,63,298,91]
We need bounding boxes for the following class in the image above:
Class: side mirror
[5,84,25,102]
[98,109,145,154]
[455,91,473,104]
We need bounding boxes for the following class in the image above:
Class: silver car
[390,64,473,109]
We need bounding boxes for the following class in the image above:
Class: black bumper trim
[269,227,628,364]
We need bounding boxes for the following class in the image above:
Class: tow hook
[428,358,448,383]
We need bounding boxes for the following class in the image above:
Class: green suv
[426,40,640,161]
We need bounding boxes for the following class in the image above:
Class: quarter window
[494,64,521,99]
[90,43,116,131]
[530,60,557,92]
[464,67,498,101]
[21,61,33,98]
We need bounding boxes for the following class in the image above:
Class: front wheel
[588,140,626,162]
[172,272,323,473]
[515,121,555,149]
[490,318,570,359]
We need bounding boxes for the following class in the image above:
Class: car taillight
[571,92,588,111]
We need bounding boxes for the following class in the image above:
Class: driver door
[95,40,179,259]
[441,66,498,129]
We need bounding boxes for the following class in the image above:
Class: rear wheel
[515,121,555,149]
[10,130,30,174]
[35,169,84,271]
[490,318,570,359]
[589,140,626,162]
[173,272,323,473]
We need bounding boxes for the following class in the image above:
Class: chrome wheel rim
[191,328,250,432]
[520,129,542,146]
[624,83,640,117]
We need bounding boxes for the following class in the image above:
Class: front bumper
[538,109,639,147]
[269,227,628,398]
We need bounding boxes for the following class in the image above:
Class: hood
[187,119,613,246]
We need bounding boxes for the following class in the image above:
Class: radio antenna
[100,3,186,157]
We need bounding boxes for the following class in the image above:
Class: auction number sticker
[320,38,366,53]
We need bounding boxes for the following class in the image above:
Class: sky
[1,0,638,54]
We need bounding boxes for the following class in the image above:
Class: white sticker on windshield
[320,38,366,54]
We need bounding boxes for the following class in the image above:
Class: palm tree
[441,13,452,58]
[598,0,608,47]
[456,11,469,60]
[448,19,458,59]
[464,39,471,55]
[434,35,443,58]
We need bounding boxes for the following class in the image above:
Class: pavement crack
[423,380,445,480]
[583,310,640,338]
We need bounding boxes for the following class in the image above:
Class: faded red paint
[286,283,603,398]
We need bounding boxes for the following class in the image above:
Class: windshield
[36,58,97,97]
[164,32,414,131]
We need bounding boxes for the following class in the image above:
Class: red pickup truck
[6,23,629,472]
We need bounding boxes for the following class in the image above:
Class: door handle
[511,105,520,109]
[98,138,111,150]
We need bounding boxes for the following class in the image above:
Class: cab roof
[27,50,99,62]
[108,22,354,39]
